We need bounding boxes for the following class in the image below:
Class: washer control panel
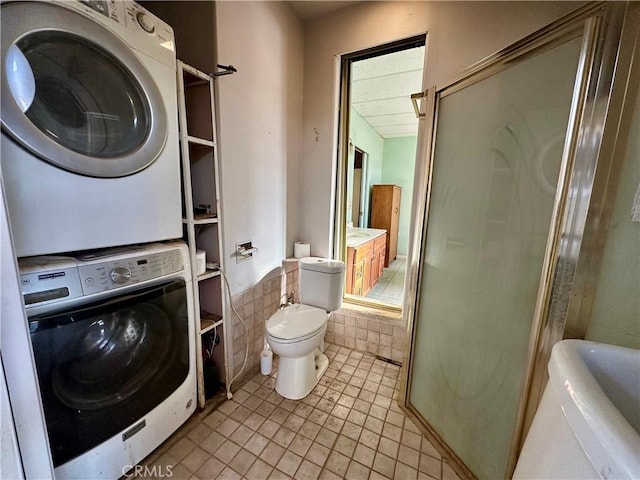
[78,248,183,295]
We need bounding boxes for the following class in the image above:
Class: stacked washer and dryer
[1,1,196,478]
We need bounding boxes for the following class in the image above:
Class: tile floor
[141,344,461,480]
[366,258,406,306]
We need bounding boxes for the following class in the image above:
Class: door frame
[400,2,639,478]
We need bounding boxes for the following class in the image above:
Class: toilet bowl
[266,257,345,400]
[266,304,330,399]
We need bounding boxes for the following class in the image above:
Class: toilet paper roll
[195,250,206,275]
[260,349,273,375]
[294,241,311,259]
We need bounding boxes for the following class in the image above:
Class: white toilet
[266,257,345,400]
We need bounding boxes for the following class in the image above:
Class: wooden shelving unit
[176,60,227,408]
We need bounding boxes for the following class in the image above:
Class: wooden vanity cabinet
[346,232,387,297]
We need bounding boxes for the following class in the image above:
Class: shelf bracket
[211,64,237,78]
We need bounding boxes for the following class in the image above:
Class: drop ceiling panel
[352,97,413,117]
[352,47,425,81]
[376,124,419,137]
[350,45,424,139]
[364,112,418,128]
[351,70,423,103]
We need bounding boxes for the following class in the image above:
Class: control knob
[110,266,131,284]
[136,11,155,33]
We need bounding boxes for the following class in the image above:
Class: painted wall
[301,1,584,258]
[382,136,417,256]
[215,1,304,294]
[585,89,640,349]
[348,109,384,227]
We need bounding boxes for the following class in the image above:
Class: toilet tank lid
[299,257,345,274]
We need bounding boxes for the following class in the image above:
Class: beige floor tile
[217,418,241,438]
[260,442,285,467]
[166,462,192,480]
[230,405,253,423]
[258,418,281,438]
[324,416,345,433]
[402,430,423,451]
[421,438,442,460]
[396,461,419,480]
[324,451,350,477]
[442,461,462,480]
[186,422,213,444]
[200,431,226,453]
[293,459,322,480]
[304,442,330,467]
[398,444,420,469]
[318,468,342,480]
[203,410,227,430]
[334,435,357,458]
[369,470,390,480]
[256,400,277,417]
[284,413,306,432]
[308,409,329,426]
[276,450,303,476]
[245,458,273,480]
[180,447,209,473]
[218,400,240,415]
[245,432,270,456]
[419,453,442,478]
[229,448,257,475]
[245,412,268,430]
[289,433,313,457]
[352,444,375,468]
[218,466,243,479]
[340,421,362,442]
[273,426,296,448]
[299,420,322,440]
[269,469,293,480]
[230,424,254,446]
[169,437,197,462]
[364,416,384,434]
[314,427,338,449]
[373,452,396,478]
[345,460,370,480]
[272,407,292,424]
[194,456,225,479]
[381,422,402,442]
[378,437,399,460]
[385,410,405,428]
[214,440,241,464]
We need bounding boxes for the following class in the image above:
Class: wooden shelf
[200,311,223,334]
[187,135,215,148]
[182,214,218,225]
[198,269,221,281]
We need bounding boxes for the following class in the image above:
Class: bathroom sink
[347,232,370,239]
[514,340,640,479]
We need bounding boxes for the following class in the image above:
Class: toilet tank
[299,257,345,312]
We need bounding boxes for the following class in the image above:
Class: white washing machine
[0,0,182,257]
[20,241,196,479]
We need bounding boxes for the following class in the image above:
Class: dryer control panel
[78,248,183,295]
[19,243,187,310]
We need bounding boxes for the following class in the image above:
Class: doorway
[337,35,426,309]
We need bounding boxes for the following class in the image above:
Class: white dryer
[0,0,182,257]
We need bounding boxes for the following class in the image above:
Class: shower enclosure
[402,3,639,479]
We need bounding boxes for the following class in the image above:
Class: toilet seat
[266,304,327,343]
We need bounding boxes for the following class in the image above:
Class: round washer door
[0,2,167,178]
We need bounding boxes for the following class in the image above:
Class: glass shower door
[408,37,583,479]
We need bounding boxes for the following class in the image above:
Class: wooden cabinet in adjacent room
[370,184,401,267]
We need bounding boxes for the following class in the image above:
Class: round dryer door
[0,2,167,178]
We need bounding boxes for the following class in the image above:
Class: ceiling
[351,46,425,138]
[288,1,359,21]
